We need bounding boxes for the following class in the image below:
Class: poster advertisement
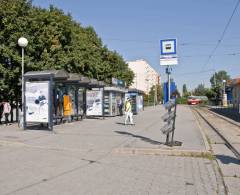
[63,95,72,116]
[86,89,103,116]
[137,95,144,111]
[25,81,49,123]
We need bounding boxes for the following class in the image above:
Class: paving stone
[0,106,221,195]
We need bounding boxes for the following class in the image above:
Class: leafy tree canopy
[0,0,134,101]
[210,70,230,87]
[193,84,208,96]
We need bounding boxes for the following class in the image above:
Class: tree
[149,84,163,104]
[193,84,207,96]
[182,84,190,97]
[209,70,231,103]
[210,70,230,87]
[0,0,134,105]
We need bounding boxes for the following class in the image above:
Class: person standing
[118,98,123,116]
[2,100,11,126]
[124,98,134,125]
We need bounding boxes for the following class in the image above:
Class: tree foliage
[193,84,208,96]
[209,70,231,102]
[0,0,134,102]
[210,70,230,87]
[182,84,190,97]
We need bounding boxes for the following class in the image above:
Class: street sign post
[160,38,179,146]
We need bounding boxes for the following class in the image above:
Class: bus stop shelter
[23,70,105,130]
[126,88,144,114]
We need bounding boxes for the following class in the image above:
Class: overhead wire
[201,0,240,71]
[102,1,240,79]
[174,69,215,76]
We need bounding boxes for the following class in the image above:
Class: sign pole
[167,66,171,102]
[165,66,171,144]
[160,39,177,145]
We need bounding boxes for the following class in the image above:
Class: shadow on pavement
[25,123,52,131]
[215,154,240,165]
[114,130,163,145]
[116,122,135,126]
[209,108,240,123]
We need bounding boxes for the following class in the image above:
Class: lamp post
[222,79,227,107]
[18,37,28,127]
[223,80,226,94]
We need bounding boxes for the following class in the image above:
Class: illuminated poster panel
[25,81,49,123]
[86,89,103,116]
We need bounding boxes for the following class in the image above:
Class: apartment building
[127,59,160,94]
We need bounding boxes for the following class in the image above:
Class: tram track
[191,106,240,160]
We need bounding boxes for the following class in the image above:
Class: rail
[192,106,240,160]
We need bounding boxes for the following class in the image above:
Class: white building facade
[127,59,160,94]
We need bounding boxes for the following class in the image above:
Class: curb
[113,147,212,158]
[191,108,212,152]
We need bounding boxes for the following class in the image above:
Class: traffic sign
[160,38,178,66]
[160,39,177,55]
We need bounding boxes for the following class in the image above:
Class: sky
[32,0,240,91]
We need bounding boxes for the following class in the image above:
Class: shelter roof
[127,88,145,94]
[24,69,69,80]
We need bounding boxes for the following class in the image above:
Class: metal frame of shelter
[61,73,91,120]
[24,70,68,130]
[104,86,127,116]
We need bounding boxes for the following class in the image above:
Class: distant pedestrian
[124,98,134,125]
[118,99,123,116]
[2,100,11,126]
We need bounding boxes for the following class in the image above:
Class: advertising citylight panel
[25,81,49,123]
[86,89,103,116]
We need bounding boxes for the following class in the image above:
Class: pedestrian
[0,102,3,124]
[124,98,134,125]
[2,100,11,126]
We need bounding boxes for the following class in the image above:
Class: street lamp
[18,37,28,127]
[222,79,227,107]
[222,80,226,94]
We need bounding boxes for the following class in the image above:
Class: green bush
[176,97,188,104]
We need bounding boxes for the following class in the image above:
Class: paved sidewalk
[0,105,223,195]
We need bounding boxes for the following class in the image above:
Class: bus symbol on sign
[165,44,172,50]
[160,39,177,55]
